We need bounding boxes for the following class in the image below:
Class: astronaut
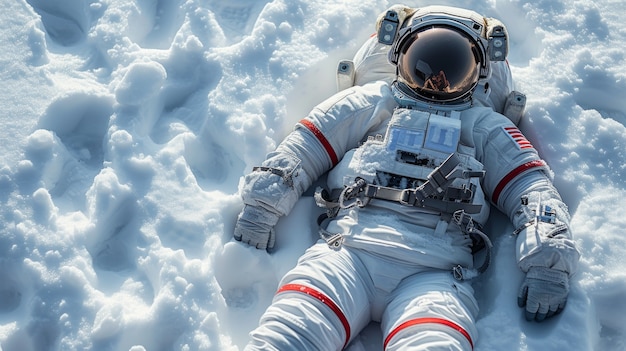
[234,5,580,351]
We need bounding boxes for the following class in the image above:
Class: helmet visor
[397,26,481,102]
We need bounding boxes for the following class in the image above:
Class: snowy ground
[1,0,625,350]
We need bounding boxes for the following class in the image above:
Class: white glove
[517,266,569,322]
[234,205,279,250]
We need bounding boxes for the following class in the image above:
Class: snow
[0,0,625,350]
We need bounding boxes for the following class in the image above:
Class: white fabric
[245,243,478,351]
[383,270,478,350]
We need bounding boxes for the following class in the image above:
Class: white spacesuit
[234,5,580,351]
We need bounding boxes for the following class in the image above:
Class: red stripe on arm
[300,119,339,165]
[492,160,547,204]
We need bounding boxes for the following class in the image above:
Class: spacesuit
[234,5,580,351]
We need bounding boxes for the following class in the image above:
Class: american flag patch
[503,126,533,149]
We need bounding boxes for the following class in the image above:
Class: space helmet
[395,26,482,103]
[384,7,507,104]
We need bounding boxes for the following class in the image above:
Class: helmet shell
[396,26,481,103]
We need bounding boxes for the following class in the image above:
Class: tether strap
[384,317,474,350]
[277,284,351,349]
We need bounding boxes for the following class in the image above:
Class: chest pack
[318,108,485,216]
[314,108,493,279]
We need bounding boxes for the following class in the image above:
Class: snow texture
[0,0,625,350]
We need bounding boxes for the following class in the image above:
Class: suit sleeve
[240,82,394,218]
[476,113,580,276]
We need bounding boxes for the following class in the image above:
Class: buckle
[339,178,370,209]
[399,189,410,205]
[400,189,415,206]
[326,234,344,250]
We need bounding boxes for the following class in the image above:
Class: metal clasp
[325,233,344,250]
[339,178,369,209]
[399,189,412,206]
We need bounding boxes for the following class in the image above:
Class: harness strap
[451,210,493,280]
[316,153,484,215]
[362,183,483,214]
[317,212,345,249]
[313,152,491,279]
[383,153,479,210]
[314,187,342,210]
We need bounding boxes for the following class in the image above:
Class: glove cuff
[241,152,309,216]
[238,204,280,227]
[526,266,568,285]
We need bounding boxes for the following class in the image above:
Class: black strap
[314,153,485,215]
[362,183,483,214]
